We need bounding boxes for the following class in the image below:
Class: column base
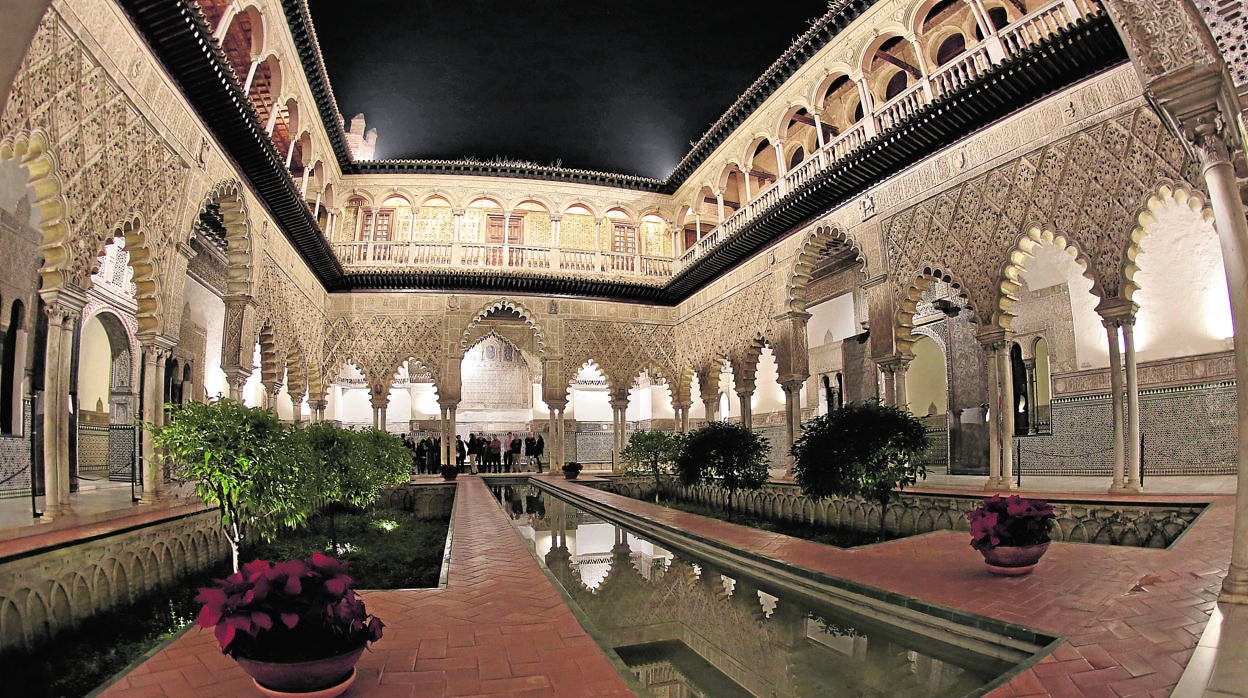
[1220,564,1248,605]
[1123,483,1144,494]
[1107,483,1130,494]
[39,504,68,521]
[983,478,1001,491]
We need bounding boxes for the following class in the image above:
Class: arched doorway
[76,311,137,484]
[2,299,26,434]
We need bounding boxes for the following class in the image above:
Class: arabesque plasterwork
[884,107,1200,330]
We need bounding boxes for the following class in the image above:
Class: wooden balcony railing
[330,0,1101,281]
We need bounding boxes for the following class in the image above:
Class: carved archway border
[894,266,974,357]
[459,298,546,355]
[0,130,69,293]
[1120,181,1215,301]
[995,227,1103,330]
[786,222,867,313]
[199,179,253,297]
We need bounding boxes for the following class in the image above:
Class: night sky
[307,0,833,179]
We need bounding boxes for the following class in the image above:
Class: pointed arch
[0,130,70,293]
[459,298,546,355]
[996,227,1103,329]
[895,266,973,356]
[199,179,253,297]
[1121,181,1216,301]
[787,223,868,313]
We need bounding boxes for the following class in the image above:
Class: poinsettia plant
[195,553,384,662]
[967,494,1056,551]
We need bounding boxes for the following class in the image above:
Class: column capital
[876,356,911,373]
[39,284,88,320]
[1096,296,1138,325]
[772,309,812,323]
[975,327,1011,349]
[223,293,257,308]
[1182,110,1232,169]
[138,333,178,354]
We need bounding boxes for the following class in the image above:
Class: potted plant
[440,463,459,480]
[562,461,583,480]
[968,494,1057,575]
[195,552,384,696]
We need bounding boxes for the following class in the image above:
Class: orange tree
[791,400,929,537]
[675,421,770,520]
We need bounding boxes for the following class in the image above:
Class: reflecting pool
[491,481,1055,697]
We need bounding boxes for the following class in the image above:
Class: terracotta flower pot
[233,645,366,696]
[979,542,1050,576]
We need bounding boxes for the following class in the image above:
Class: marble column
[40,289,86,517]
[1182,123,1248,602]
[547,400,566,470]
[139,335,175,503]
[1122,318,1142,492]
[781,380,804,456]
[977,330,1013,490]
[996,341,1016,489]
[736,387,754,429]
[610,394,629,473]
[1104,318,1127,492]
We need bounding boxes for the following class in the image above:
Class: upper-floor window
[486,214,523,245]
[612,223,637,254]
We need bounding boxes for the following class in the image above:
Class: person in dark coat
[455,435,467,472]
[508,434,522,473]
[467,433,480,473]
[534,434,545,473]
[524,433,536,472]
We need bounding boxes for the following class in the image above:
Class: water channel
[490,480,1058,697]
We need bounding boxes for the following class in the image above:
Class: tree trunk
[878,497,889,540]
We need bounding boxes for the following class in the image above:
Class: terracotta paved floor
[91,474,1237,697]
[539,478,1235,698]
[97,477,634,698]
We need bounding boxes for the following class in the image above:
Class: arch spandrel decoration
[3,13,191,336]
[560,320,678,392]
[785,223,868,314]
[321,314,443,391]
[675,279,778,374]
[884,107,1198,329]
[459,298,546,356]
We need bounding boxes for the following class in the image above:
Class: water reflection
[491,484,995,697]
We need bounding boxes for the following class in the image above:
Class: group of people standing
[402,431,546,475]
[466,432,545,474]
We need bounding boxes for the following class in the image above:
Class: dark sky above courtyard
[307,0,834,179]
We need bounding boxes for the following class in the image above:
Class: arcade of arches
[3,0,1248,665]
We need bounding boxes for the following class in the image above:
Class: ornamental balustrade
[327,0,1102,281]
